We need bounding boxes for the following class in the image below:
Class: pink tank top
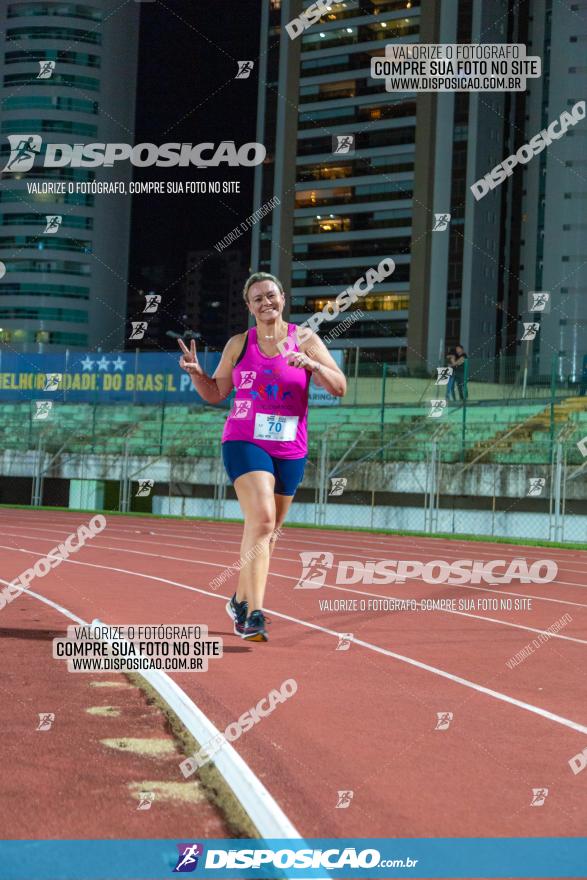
[221,324,310,459]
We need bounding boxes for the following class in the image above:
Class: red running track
[1,507,586,844]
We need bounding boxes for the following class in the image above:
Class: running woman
[178,272,346,641]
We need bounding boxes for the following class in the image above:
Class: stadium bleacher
[2,398,585,465]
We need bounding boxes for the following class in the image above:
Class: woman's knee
[245,507,276,539]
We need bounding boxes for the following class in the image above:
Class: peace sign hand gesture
[178,338,204,377]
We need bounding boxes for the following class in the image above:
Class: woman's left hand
[285,351,318,372]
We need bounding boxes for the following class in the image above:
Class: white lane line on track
[2,539,587,644]
[88,614,302,840]
[0,578,302,842]
[3,552,587,738]
[323,584,587,645]
[89,532,587,589]
[3,529,587,610]
[184,525,587,567]
[9,515,587,571]
[2,513,587,570]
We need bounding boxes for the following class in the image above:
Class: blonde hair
[242,272,285,303]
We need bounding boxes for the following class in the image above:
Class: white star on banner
[97,356,111,371]
[112,356,126,371]
[81,356,95,371]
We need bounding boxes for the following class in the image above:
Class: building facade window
[8,3,101,21]
[4,259,90,275]
[0,307,88,322]
[6,26,101,44]
[4,72,100,90]
[0,236,91,254]
[0,213,92,229]
[2,118,97,137]
[3,95,99,114]
[0,282,89,299]
[5,49,100,68]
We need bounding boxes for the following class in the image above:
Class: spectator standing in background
[452,344,468,400]
[445,349,456,400]
[446,344,468,401]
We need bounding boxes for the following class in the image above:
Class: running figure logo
[435,712,453,730]
[36,713,55,731]
[335,790,354,809]
[231,399,252,419]
[2,135,42,172]
[529,291,550,312]
[43,373,62,392]
[37,60,56,79]
[143,294,161,313]
[137,791,155,810]
[428,399,447,418]
[236,61,254,78]
[521,322,540,341]
[33,401,53,421]
[294,551,334,589]
[329,477,347,496]
[526,477,546,497]
[333,135,355,154]
[173,843,204,872]
[135,480,154,497]
[432,213,451,231]
[238,371,257,389]
[129,321,148,340]
[435,366,453,385]
[569,746,587,776]
[44,215,62,234]
[530,788,548,807]
[335,633,353,651]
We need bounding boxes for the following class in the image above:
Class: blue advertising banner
[0,838,586,879]
[0,351,342,405]
[0,350,221,404]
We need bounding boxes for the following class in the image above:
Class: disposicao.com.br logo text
[294,552,557,588]
[2,135,266,172]
[202,846,417,871]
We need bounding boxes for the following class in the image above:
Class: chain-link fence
[340,350,587,406]
[303,415,587,544]
[3,369,586,544]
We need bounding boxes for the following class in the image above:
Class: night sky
[128,0,262,326]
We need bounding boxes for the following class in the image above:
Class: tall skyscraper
[408,0,517,377]
[518,0,587,382]
[252,0,417,372]
[0,1,140,352]
[253,0,586,384]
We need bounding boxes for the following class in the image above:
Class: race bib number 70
[254,413,298,442]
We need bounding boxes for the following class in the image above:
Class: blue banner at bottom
[0,838,585,879]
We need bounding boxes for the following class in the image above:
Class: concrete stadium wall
[0,452,583,501]
[152,495,586,544]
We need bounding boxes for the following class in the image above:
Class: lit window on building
[315,215,349,232]
[361,293,410,311]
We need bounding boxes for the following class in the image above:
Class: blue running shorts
[222,441,306,496]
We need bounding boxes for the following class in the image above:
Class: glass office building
[252,0,418,371]
[0,1,139,351]
[253,0,587,383]
[517,0,587,381]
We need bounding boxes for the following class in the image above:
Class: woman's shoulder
[224,331,249,366]
[224,330,248,353]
